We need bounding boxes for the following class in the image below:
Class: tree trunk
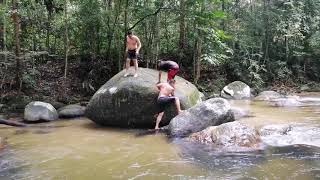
[0,118,27,127]
[196,38,201,84]
[0,14,3,50]
[117,31,122,72]
[263,0,270,63]
[153,12,160,68]
[108,0,112,8]
[46,11,51,52]
[143,21,149,64]
[122,0,129,69]
[106,0,121,62]
[0,0,6,50]
[179,0,186,50]
[221,0,226,31]
[27,5,37,51]
[164,12,169,54]
[64,0,68,79]
[12,0,22,90]
[193,36,197,82]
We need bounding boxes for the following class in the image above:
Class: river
[0,93,320,179]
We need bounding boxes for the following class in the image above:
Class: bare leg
[155,112,164,129]
[174,97,183,114]
[124,59,130,77]
[133,59,138,77]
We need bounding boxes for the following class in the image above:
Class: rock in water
[188,121,261,151]
[24,101,58,122]
[168,98,235,137]
[58,104,86,118]
[254,90,283,101]
[221,81,251,99]
[85,68,202,128]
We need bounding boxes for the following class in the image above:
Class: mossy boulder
[85,68,202,128]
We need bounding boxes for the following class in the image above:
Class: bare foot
[133,73,138,77]
[178,110,184,114]
[154,127,160,130]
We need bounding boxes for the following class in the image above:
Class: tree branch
[128,6,168,31]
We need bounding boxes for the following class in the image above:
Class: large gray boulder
[86,68,202,128]
[188,121,262,151]
[168,98,235,137]
[24,101,58,122]
[221,81,251,99]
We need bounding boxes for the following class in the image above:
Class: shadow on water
[81,121,169,138]
[80,121,141,134]
[134,128,168,137]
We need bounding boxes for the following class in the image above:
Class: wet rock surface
[187,121,262,151]
[168,98,234,137]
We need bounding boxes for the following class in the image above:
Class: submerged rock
[24,101,58,122]
[86,68,202,128]
[269,96,302,107]
[254,91,283,101]
[231,107,251,120]
[221,81,251,100]
[188,121,262,151]
[259,124,293,136]
[168,98,234,137]
[58,104,86,118]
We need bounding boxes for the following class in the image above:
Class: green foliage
[22,69,40,89]
[2,0,320,91]
[199,28,233,66]
[310,31,320,54]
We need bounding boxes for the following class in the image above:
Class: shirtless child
[154,80,183,130]
[124,31,141,77]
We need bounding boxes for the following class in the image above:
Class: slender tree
[64,0,68,79]
[12,0,22,90]
[0,0,6,50]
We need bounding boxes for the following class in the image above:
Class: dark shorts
[157,96,176,113]
[127,50,137,60]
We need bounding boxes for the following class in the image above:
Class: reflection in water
[0,94,319,179]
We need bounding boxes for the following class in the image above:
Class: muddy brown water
[0,93,320,179]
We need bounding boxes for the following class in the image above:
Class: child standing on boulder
[124,31,142,77]
[154,80,183,130]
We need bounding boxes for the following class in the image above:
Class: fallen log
[0,118,28,127]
